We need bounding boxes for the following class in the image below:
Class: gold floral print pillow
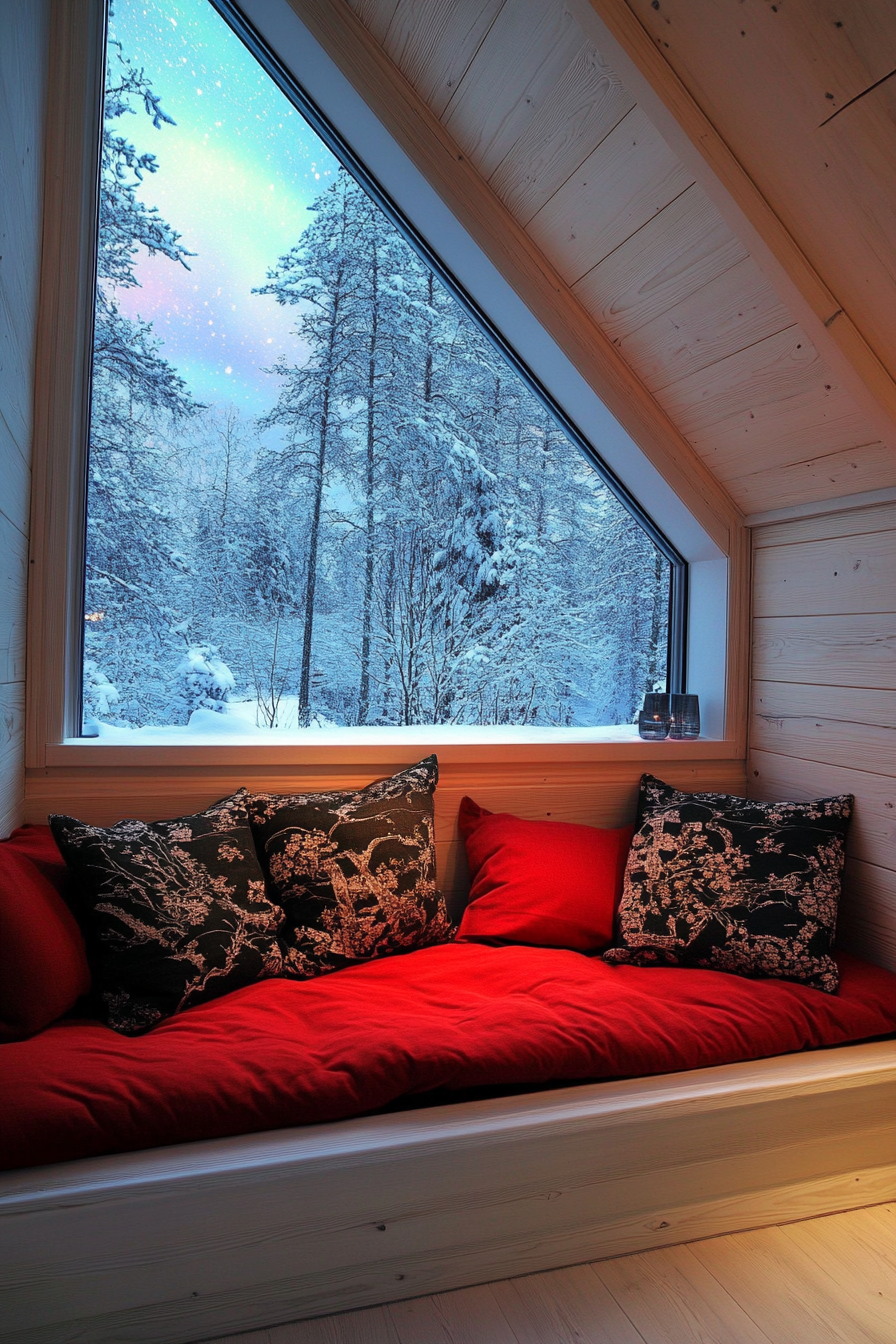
[248,756,452,980]
[602,775,853,993]
[50,790,284,1034]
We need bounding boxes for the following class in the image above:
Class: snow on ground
[84,698,643,746]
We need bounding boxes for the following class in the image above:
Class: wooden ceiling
[624,0,896,393]
[328,0,896,519]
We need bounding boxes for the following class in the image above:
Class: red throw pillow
[0,825,92,1041]
[456,797,633,951]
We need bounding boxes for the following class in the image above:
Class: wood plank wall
[749,502,896,972]
[25,754,747,921]
[0,1,50,835]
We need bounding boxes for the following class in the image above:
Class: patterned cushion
[248,756,452,979]
[603,774,853,993]
[50,792,284,1034]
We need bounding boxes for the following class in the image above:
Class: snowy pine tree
[85,7,671,736]
[84,12,202,726]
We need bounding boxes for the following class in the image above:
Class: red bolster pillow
[456,797,633,951]
[0,825,92,1041]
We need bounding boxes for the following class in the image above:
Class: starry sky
[109,0,340,414]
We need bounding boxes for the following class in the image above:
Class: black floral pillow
[248,756,452,979]
[50,791,284,1034]
[603,774,853,993]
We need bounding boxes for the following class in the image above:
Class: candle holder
[638,692,670,740]
[669,693,700,739]
[638,710,669,740]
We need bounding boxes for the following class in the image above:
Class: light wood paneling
[581,0,896,458]
[489,40,634,226]
[724,441,895,515]
[660,325,824,438]
[749,505,896,973]
[345,0,401,47]
[752,680,896,730]
[624,0,896,401]
[744,487,896,533]
[24,755,747,911]
[527,105,692,285]
[379,0,504,121]
[442,0,583,180]
[840,859,896,971]
[686,381,885,482]
[0,411,30,541]
[572,183,746,342]
[750,752,896,874]
[0,681,26,776]
[752,616,896,691]
[751,681,895,777]
[753,530,896,619]
[0,51,45,461]
[0,681,26,838]
[574,181,741,338]
[623,256,791,394]
[753,501,896,550]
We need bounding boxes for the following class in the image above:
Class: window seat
[1,1037,895,1344]
[3,940,896,1174]
[2,943,896,1344]
[3,811,896,1343]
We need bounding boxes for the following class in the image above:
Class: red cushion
[1,944,895,1171]
[0,826,91,1042]
[456,797,633,950]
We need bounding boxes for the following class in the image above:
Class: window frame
[27,0,747,771]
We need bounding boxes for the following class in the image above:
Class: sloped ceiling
[302,0,896,520]
[623,0,896,391]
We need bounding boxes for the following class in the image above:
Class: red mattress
[2,942,895,1171]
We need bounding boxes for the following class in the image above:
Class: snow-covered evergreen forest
[83,2,670,736]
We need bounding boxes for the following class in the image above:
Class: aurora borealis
[109,0,339,414]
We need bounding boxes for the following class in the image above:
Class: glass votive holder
[638,708,669,741]
[669,693,700,739]
[643,692,670,718]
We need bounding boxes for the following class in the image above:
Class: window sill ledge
[46,728,741,768]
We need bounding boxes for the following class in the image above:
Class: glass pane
[83,0,671,737]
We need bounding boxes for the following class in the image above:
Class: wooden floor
[205,1201,896,1344]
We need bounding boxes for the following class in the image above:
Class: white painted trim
[2,1040,894,1343]
[744,484,896,529]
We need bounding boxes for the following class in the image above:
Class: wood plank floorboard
[203,1201,896,1344]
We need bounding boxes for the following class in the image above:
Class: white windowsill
[46,726,739,768]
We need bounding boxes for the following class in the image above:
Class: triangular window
[82,0,681,736]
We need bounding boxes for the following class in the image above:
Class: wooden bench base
[2,1040,895,1344]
